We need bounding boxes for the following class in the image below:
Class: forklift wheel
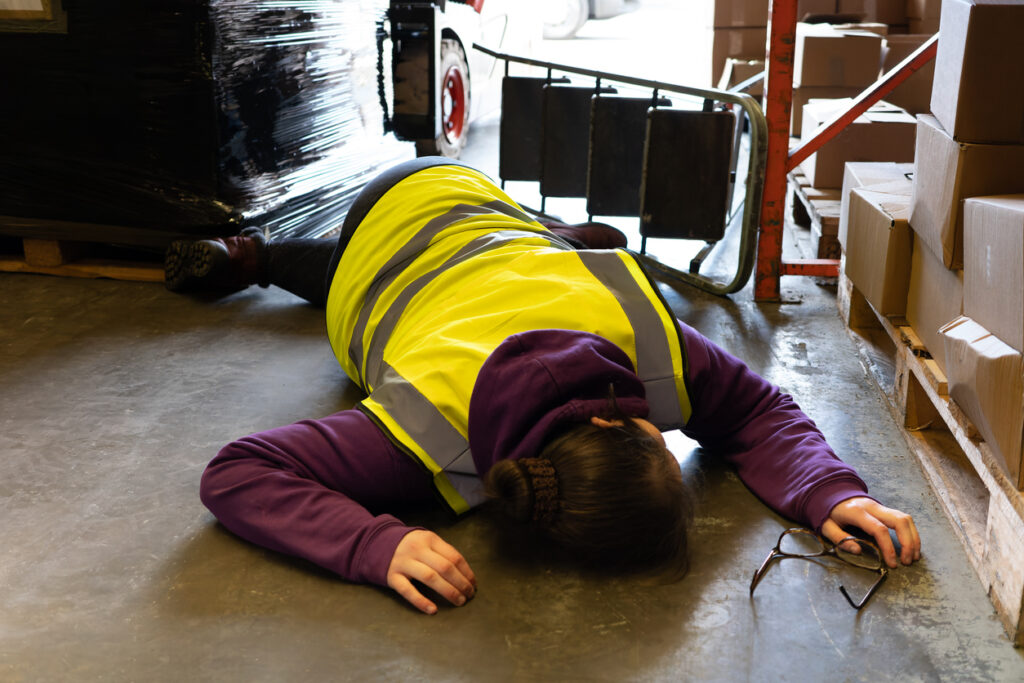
[416,38,470,158]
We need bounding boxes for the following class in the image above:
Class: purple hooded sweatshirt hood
[467,329,650,476]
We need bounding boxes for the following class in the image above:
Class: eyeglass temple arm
[839,569,888,610]
[749,550,780,596]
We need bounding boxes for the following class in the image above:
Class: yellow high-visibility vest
[326,164,691,514]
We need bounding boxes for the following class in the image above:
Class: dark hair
[484,395,693,577]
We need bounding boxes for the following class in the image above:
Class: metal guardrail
[473,43,768,296]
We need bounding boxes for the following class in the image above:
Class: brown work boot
[540,220,628,250]
[164,227,269,292]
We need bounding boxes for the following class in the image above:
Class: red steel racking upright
[754,0,938,301]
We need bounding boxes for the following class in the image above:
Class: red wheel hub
[441,64,467,143]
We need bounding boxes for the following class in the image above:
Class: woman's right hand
[386,530,477,614]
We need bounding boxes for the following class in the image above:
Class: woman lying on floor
[174,157,921,614]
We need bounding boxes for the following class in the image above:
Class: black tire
[543,0,589,40]
[415,38,470,158]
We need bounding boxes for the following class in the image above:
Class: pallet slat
[788,169,841,260]
[0,238,163,283]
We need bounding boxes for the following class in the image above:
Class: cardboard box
[907,239,964,374]
[909,115,1024,269]
[709,27,767,87]
[844,186,914,315]
[835,0,870,17]
[838,162,914,248]
[908,17,940,32]
[707,0,770,27]
[907,0,943,19]
[839,0,908,23]
[964,195,1024,353]
[794,23,884,87]
[941,316,1024,487]
[800,99,916,189]
[832,21,890,36]
[718,58,765,97]
[880,34,935,114]
[799,0,840,20]
[791,87,863,135]
[931,0,1024,144]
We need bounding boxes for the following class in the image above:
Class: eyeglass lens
[777,529,882,570]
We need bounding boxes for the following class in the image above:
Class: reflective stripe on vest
[576,250,685,429]
[358,227,574,388]
[346,199,557,377]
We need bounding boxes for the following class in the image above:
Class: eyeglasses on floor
[749,527,888,610]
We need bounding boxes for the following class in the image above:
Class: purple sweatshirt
[200,322,869,587]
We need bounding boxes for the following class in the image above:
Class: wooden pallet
[839,269,1024,645]
[788,169,841,260]
[0,237,164,282]
[0,214,196,282]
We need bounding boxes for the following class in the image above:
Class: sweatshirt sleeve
[199,408,434,587]
[677,321,871,530]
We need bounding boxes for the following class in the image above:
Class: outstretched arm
[200,409,475,611]
[677,322,920,567]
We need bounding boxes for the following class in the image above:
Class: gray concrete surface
[5,212,1024,681]
[4,2,1024,681]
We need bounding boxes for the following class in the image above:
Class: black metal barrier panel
[475,43,767,297]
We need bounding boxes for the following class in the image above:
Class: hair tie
[519,457,559,523]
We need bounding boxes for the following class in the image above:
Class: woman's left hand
[822,497,921,568]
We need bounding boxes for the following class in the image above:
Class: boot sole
[164,241,227,291]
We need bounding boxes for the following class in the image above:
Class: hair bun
[518,457,559,523]
[484,457,560,524]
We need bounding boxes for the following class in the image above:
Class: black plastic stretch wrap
[0,0,413,242]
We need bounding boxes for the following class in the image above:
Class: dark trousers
[265,156,474,307]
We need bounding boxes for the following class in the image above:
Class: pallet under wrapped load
[0,0,412,249]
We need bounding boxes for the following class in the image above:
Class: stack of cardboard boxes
[705,0,769,88]
[714,2,937,115]
[841,0,1024,486]
[790,4,939,135]
[790,17,918,257]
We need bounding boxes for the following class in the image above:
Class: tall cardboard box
[909,115,1024,269]
[844,186,914,315]
[964,195,1024,354]
[838,162,914,248]
[941,316,1024,488]
[906,240,964,374]
[930,0,1024,144]
[881,34,935,114]
[706,0,770,27]
[794,23,884,87]
[800,99,916,189]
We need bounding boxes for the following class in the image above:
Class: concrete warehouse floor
[4,3,1024,681]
